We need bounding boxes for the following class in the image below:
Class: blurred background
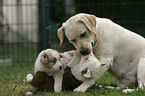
[0,0,145,64]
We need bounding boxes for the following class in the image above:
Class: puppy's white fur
[68,52,109,92]
[28,49,74,92]
[59,51,74,68]
[34,49,62,75]
[57,13,145,92]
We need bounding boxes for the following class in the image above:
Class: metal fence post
[38,0,50,52]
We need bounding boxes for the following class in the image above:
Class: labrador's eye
[80,32,86,38]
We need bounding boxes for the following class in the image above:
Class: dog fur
[26,70,82,94]
[67,52,110,92]
[57,13,145,92]
[34,49,64,93]
[26,49,82,94]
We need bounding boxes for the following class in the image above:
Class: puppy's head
[39,49,63,71]
[57,13,96,55]
[81,55,111,80]
[80,53,103,79]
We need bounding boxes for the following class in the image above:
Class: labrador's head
[57,13,96,55]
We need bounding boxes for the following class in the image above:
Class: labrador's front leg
[74,78,96,92]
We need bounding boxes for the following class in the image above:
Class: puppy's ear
[82,68,91,78]
[78,15,96,34]
[57,26,64,45]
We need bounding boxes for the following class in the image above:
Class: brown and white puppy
[26,49,79,95]
[57,13,145,92]
[26,70,82,95]
[34,49,64,93]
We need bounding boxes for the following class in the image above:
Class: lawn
[0,63,145,96]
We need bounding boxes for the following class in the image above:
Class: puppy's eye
[51,60,56,64]
[80,32,86,38]
[82,68,88,74]
[71,39,76,42]
[50,58,57,64]
[44,54,47,58]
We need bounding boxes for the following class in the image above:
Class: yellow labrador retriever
[57,13,145,92]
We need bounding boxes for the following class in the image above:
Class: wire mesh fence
[0,0,38,64]
[0,0,145,64]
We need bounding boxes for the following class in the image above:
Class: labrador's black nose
[80,48,90,55]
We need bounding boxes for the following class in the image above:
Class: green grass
[0,63,145,96]
[0,45,38,63]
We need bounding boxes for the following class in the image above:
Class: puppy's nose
[80,48,90,55]
[59,66,62,70]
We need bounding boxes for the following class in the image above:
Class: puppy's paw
[54,88,61,93]
[122,89,135,93]
[105,86,116,89]
[26,92,33,95]
[73,87,86,92]
[26,74,33,82]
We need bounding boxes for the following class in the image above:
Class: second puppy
[68,52,110,92]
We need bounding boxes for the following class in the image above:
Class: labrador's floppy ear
[57,26,64,45]
[78,14,96,34]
